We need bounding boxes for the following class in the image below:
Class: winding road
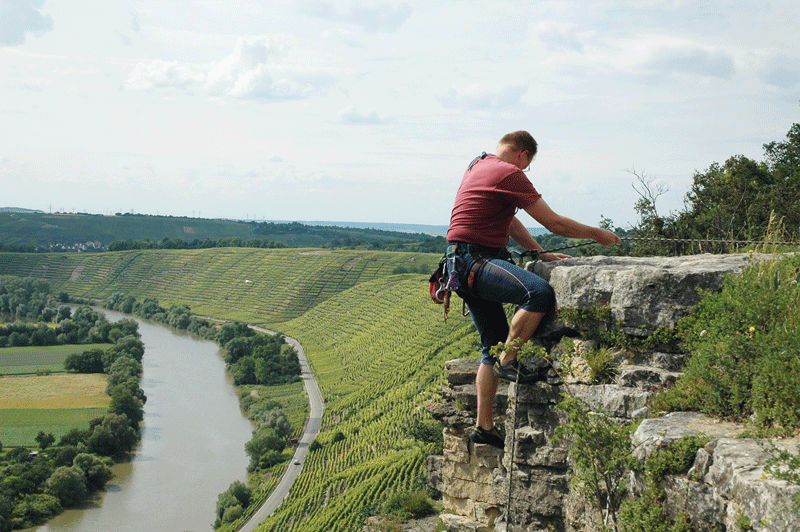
[238,328,324,532]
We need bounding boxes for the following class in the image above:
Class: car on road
[294,460,301,465]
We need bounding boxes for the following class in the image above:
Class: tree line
[624,122,800,256]
[0,277,130,349]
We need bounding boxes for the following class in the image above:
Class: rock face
[425,254,800,532]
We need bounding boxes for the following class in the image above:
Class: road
[238,328,324,532]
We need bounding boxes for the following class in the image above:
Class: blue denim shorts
[451,251,556,365]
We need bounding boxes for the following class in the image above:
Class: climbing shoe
[469,425,504,449]
[493,358,538,383]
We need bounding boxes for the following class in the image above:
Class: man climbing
[445,130,621,449]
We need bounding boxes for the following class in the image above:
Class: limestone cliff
[425,254,800,532]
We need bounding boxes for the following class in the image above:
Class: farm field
[0,373,109,446]
[0,343,108,375]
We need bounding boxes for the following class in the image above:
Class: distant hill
[0,207,45,214]
[0,210,550,251]
[0,212,440,250]
[270,220,548,238]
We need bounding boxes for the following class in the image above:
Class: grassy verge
[0,343,108,375]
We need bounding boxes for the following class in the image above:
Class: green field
[0,344,108,375]
[0,407,107,447]
[0,249,469,532]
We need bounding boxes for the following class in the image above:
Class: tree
[224,337,253,364]
[215,479,252,527]
[73,453,113,490]
[216,321,254,346]
[86,413,138,457]
[763,122,800,232]
[244,427,285,471]
[261,409,291,439]
[56,305,71,322]
[232,356,257,385]
[9,493,61,528]
[64,348,105,373]
[106,355,142,391]
[108,383,145,427]
[58,428,90,447]
[34,432,55,450]
[44,466,86,507]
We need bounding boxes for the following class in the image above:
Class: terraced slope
[265,277,476,532]
[0,249,437,326]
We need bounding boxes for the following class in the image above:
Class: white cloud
[438,84,528,110]
[204,36,284,95]
[306,1,412,33]
[125,60,204,91]
[125,36,329,100]
[338,105,381,124]
[0,0,53,46]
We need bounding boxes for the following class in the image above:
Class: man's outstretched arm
[524,199,620,246]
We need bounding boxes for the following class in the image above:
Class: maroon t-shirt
[446,154,541,248]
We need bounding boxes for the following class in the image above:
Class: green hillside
[0,212,436,250]
[0,249,474,531]
[0,212,254,247]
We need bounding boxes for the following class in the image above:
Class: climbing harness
[429,246,461,321]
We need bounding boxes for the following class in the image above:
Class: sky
[1,0,799,231]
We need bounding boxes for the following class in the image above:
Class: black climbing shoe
[469,425,504,449]
[492,358,538,383]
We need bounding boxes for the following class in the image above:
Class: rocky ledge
[425,254,800,532]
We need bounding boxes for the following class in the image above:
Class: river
[25,308,253,532]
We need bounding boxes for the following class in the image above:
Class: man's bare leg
[476,308,546,431]
[476,362,499,430]
[498,308,545,366]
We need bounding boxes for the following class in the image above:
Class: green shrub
[644,434,710,489]
[584,347,619,384]
[651,253,800,434]
[382,489,435,520]
[619,435,709,532]
[11,493,61,528]
[618,489,692,532]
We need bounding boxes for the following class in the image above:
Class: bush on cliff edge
[651,252,800,435]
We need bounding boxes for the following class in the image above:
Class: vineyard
[258,277,477,531]
[0,249,479,531]
[0,248,438,325]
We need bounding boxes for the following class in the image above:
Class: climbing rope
[506,381,520,528]
[536,236,800,255]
